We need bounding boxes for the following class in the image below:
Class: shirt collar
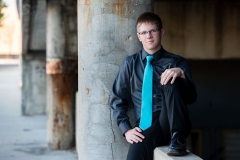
[141,46,165,61]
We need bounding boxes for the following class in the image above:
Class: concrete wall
[154,1,240,59]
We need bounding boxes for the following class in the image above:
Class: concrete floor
[0,64,78,160]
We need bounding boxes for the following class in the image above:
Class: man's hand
[160,68,185,85]
[125,127,145,144]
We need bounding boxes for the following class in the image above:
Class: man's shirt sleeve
[110,57,133,135]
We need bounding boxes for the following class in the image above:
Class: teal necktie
[140,55,154,130]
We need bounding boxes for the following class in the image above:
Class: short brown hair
[136,12,163,30]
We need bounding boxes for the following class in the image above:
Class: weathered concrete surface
[154,146,203,160]
[46,67,78,150]
[46,0,78,150]
[0,65,77,160]
[21,53,46,115]
[77,0,153,159]
[154,1,240,59]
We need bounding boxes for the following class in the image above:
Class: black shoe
[167,132,187,156]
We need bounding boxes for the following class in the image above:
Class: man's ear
[161,28,165,37]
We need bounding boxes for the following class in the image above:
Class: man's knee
[161,78,185,93]
[161,78,197,104]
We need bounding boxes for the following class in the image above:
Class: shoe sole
[167,150,187,156]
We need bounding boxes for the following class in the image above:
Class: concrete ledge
[154,146,202,160]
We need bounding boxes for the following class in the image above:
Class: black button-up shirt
[110,47,196,134]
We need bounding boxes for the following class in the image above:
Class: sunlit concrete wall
[154,1,240,59]
[0,6,21,56]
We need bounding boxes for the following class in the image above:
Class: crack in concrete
[109,96,115,160]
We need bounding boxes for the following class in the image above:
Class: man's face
[137,22,164,54]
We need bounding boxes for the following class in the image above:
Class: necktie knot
[146,56,154,62]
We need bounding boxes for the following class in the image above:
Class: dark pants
[126,78,193,160]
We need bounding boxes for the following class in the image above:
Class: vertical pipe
[77,0,153,159]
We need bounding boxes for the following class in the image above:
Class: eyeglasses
[137,29,160,36]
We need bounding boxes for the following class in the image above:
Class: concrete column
[77,0,153,159]
[21,0,47,115]
[46,0,77,150]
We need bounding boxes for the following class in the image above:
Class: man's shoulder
[124,50,142,63]
[162,50,185,61]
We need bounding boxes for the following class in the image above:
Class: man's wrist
[124,129,131,136]
[178,68,186,79]
[181,70,186,79]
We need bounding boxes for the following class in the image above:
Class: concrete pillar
[21,0,47,115]
[46,0,77,150]
[77,0,153,159]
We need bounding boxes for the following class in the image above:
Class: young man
[110,12,197,160]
